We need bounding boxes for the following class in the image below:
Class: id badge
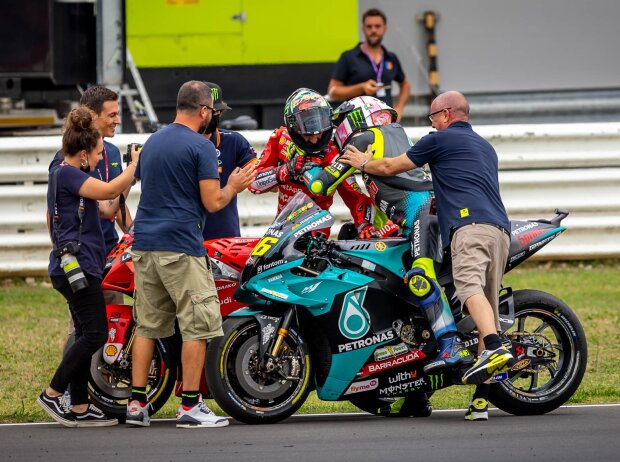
[376,87,386,98]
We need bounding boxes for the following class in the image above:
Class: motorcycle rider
[309,96,473,376]
[249,88,378,237]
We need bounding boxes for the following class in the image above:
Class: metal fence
[1,122,619,276]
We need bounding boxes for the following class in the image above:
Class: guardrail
[1,122,619,276]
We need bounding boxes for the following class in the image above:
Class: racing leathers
[249,126,373,234]
[305,123,466,372]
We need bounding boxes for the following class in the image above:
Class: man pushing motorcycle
[339,91,514,421]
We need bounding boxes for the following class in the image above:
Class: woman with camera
[37,106,140,427]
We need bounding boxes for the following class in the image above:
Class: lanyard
[96,144,109,182]
[361,44,384,83]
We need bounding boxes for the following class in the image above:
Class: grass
[1,260,619,423]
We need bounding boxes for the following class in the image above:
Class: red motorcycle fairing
[102,304,133,365]
[204,237,259,273]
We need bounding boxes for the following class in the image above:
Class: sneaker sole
[126,417,150,427]
[37,397,77,428]
[75,419,119,428]
[176,419,229,428]
[465,411,489,421]
[462,354,512,385]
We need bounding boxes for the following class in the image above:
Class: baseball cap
[203,81,231,111]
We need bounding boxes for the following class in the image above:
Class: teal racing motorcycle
[206,192,587,424]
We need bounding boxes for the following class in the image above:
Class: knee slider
[404,268,441,306]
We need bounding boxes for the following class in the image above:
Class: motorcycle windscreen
[241,192,334,282]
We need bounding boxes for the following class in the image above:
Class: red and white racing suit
[252,126,371,228]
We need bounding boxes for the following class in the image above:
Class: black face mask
[203,114,220,135]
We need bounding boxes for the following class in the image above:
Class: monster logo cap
[203,81,231,111]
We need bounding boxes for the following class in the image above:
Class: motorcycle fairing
[506,220,566,271]
[241,262,374,311]
[241,197,335,283]
[102,304,133,365]
[335,238,411,278]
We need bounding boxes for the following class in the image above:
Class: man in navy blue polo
[340,90,513,422]
[200,82,257,240]
[328,8,411,121]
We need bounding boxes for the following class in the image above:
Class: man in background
[328,8,411,121]
[200,82,257,240]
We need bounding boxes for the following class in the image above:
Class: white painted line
[1,403,619,427]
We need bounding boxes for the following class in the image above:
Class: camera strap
[51,166,85,251]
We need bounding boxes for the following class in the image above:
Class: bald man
[340,91,513,422]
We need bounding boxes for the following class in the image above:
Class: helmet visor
[288,107,332,134]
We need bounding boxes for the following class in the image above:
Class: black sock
[182,391,200,408]
[473,383,491,400]
[483,333,502,351]
[130,386,148,405]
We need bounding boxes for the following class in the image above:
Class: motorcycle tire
[489,289,587,415]
[206,316,313,424]
[65,334,178,421]
[350,393,433,417]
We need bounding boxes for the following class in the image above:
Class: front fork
[256,305,295,372]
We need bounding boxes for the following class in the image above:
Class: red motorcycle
[76,232,258,420]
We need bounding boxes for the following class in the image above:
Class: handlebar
[328,247,351,264]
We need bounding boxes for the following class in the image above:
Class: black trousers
[50,275,108,405]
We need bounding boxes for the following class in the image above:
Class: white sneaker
[126,400,150,427]
[176,398,229,428]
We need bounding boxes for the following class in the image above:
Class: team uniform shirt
[202,128,257,240]
[49,140,123,255]
[47,165,105,279]
[331,43,406,107]
[406,121,510,247]
[132,123,219,256]
[256,126,371,227]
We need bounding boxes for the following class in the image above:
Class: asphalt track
[2,404,619,462]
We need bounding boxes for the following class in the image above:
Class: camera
[53,242,88,292]
[124,143,143,165]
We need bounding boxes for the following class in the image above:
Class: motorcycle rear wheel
[489,289,587,415]
[66,334,178,421]
[206,317,313,424]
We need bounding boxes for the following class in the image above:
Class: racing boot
[424,333,475,374]
[404,266,474,374]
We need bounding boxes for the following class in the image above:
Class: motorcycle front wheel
[66,334,178,421]
[206,317,313,424]
[489,289,587,415]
